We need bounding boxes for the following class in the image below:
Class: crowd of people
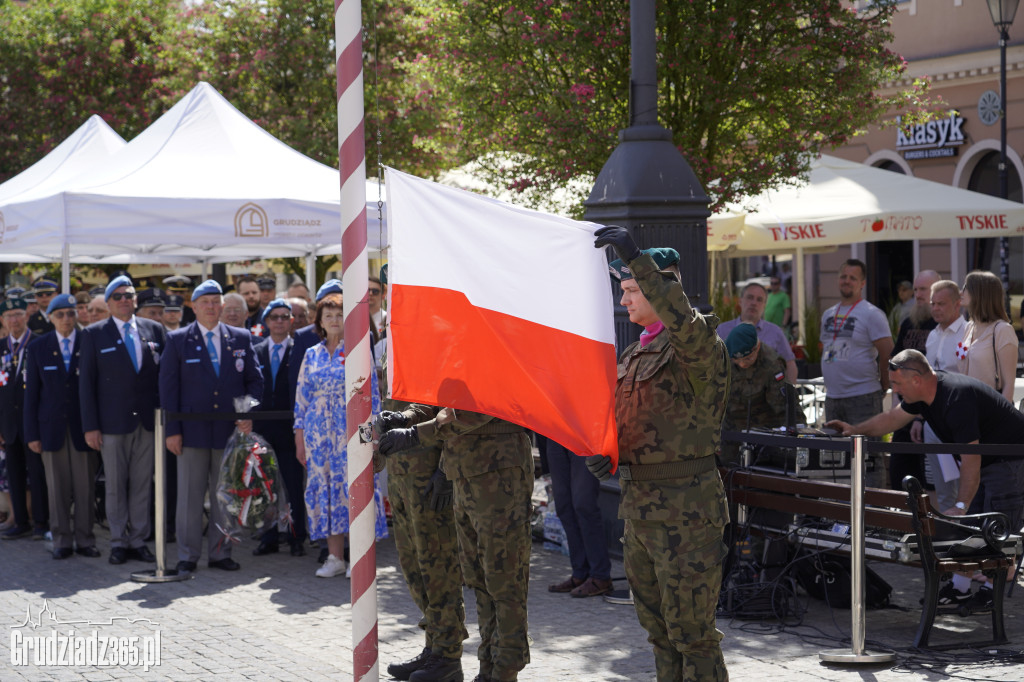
[3,246,1022,682]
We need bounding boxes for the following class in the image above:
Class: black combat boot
[408,653,464,682]
[387,647,431,681]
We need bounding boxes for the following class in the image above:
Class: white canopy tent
[707,154,1024,342]
[0,82,386,290]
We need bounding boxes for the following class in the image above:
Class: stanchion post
[131,408,191,583]
[819,435,893,663]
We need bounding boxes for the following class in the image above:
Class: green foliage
[0,0,179,181]
[416,0,939,216]
[270,256,339,286]
[801,305,822,363]
[711,281,740,323]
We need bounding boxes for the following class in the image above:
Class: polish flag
[384,168,618,462]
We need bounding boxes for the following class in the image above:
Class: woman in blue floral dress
[294,293,387,578]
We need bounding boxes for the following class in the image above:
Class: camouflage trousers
[388,451,468,658]
[453,465,532,682]
[624,518,729,682]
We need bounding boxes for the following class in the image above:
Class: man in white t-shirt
[821,259,893,487]
[917,280,967,509]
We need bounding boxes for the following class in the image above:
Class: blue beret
[316,279,343,302]
[726,323,759,359]
[46,293,77,315]
[261,298,292,322]
[0,298,27,313]
[105,276,134,301]
[191,279,223,301]
[609,247,680,281]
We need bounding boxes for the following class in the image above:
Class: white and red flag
[385,168,619,463]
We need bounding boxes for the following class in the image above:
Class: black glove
[379,427,420,456]
[594,225,641,265]
[374,410,409,434]
[585,454,614,481]
[424,469,453,512]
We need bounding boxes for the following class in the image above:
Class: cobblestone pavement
[1,524,1022,680]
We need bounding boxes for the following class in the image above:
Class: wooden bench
[722,467,1017,648]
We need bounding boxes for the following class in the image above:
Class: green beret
[0,298,28,314]
[609,247,680,281]
[726,323,759,358]
[379,264,388,288]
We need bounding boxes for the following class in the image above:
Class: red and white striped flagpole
[335,1,377,680]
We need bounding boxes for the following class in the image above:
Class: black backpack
[792,551,893,609]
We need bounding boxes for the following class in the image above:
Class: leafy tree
[416,0,938,215]
[0,0,179,182]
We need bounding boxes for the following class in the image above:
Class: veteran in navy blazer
[252,299,306,557]
[159,279,263,574]
[24,294,100,558]
[0,297,49,540]
[79,276,166,565]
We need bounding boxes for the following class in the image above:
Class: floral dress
[294,342,388,540]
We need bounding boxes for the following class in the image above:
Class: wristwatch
[954,501,967,511]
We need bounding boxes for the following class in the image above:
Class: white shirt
[55,328,77,348]
[197,321,223,363]
[925,315,966,372]
[114,315,143,365]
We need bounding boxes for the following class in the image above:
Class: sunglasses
[52,310,77,319]
[265,314,291,322]
[887,360,921,374]
[109,292,136,301]
[368,288,382,295]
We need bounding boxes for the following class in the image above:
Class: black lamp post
[986,0,1019,301]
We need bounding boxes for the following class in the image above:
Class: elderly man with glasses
[79,275,167,565]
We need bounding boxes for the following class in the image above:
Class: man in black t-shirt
[827,349,1024,609]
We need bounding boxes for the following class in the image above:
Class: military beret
[105,275,134,301]
[192,279,223,301]
[725,323,759,359]
[74,291,92,305]
[316,279,343,302]
[609,247,680,281]
[32,278,58,293]
[162,275,192,290]
[379,264,388,288]
[46,293,77,315]
[137,288,167,308]
[165,294,184,311]
[257,276,277,290]
[0,298,27,313]
[261,298,292,322]
[88,285,105,297]
[5,286,25,300]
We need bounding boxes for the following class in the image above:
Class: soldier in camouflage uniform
[588,226,730,682]
[720,323,788,465]
[378,356,468,682]
[381,407,533,682]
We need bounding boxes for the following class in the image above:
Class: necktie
[124,322,139,372]
[271,343,282,387]
[61,338,71,371]
[206,331,220,376]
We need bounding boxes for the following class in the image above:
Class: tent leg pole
[306,253,316,292]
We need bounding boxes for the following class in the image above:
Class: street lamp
[986,0,1019,302]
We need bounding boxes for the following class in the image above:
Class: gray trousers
[825,391,886,489]
[177,447,231,563]
[42,433,99,550]
[100,426,154,548]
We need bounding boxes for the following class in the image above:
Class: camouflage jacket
[402,405,532,480]
[722,343,788,432]
[615,252,730,523]
[380,354,441,477]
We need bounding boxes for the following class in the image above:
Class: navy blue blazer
[287,324,320,404]
[23,332,88,452]
[159,322,264,450]
[0,331,35,444]
[253,337,295,454]
[79,316,166,434]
